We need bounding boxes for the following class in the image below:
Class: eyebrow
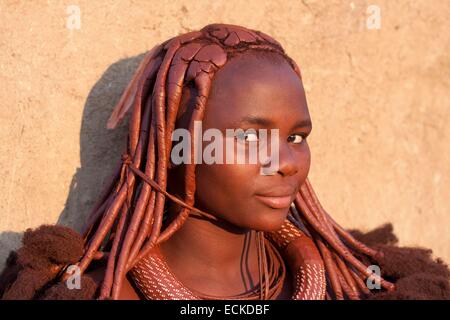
[239,116,273,127]
[239,115,312,130]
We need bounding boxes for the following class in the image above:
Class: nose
[260,136,302,177]
[262,143,300,177]
[276,142,298,177]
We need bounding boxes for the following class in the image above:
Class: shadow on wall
[0,232,24,268]
[55,53,146,231]
[0,52,147,267]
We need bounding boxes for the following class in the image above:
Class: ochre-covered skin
[1,24,449,300]
[130,220,326,300]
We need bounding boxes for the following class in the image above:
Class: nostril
[277,163,298,177]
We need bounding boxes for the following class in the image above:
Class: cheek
[297,143,312,186]
[194,163,257,211]
[301,143,312,178]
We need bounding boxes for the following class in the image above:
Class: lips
[254,185,296,209]
[254,194,294,209]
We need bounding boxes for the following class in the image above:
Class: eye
[244,132,258,142]
[288,134,305,144]
[235,131,259,142]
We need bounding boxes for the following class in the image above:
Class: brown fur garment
[0,225,90,299]
[350,224,450,300]
[0,223,449,300]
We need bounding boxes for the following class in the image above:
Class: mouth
[254,194,294,209]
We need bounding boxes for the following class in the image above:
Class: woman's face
[170,53,312,232]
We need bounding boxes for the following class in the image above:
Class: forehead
[203,53,310,130]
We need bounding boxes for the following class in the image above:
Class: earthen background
[0,0,449,269]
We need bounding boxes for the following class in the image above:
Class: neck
[159,204,260,288]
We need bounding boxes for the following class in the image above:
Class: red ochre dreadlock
[68,23,395,300]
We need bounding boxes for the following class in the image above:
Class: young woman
[1,23,449,300]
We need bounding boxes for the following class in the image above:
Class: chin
[248,207,290,232]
